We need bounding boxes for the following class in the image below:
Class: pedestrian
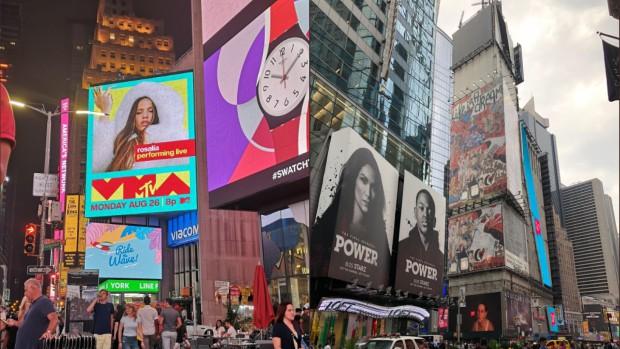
[159,299,182,349]
[137,296,159,349]
[272,302,302,349]
[113,302,126,349]
[117,303,139,349]
[6,278,57,349]
[87,289,115,349]
[215,320,225,337]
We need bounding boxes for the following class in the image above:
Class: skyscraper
[561,179,620,306]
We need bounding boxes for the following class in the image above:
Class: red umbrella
[252,264,274,329]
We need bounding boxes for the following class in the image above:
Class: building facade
[430,27,452,193]
[561,179,620,306]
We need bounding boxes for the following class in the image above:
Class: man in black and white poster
[395,171,446,295]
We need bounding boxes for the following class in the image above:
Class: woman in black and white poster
[312,128,398,288]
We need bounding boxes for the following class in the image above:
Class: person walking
[87,289,115,349]
[159,299,182,349]
[272,302,302,349]
[137,296,159,349]
[6,278,57,349]
[117,304,139,349]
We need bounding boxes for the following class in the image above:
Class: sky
[438,0,620,228]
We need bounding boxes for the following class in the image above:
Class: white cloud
[439,0,620,227]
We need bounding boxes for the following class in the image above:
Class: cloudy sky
[438,0,619,227]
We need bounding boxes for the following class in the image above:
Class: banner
[447,203,504,274]
[167,210,199,248]
[547,306,559,333]
[395,171,446,296]
[85,223,162,279]
[505,291,532,335]
[64,195,87,268]
[502,204,529,275]
[312,128,398,288]
[602,39,620,102]
[521,124,552,287]
[204,0,310,207]
[317,298,429,321]
[85,71,197,217]
[59,98,70,212]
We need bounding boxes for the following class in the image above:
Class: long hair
[275,302,292,323]
[107,96,159,171]
[125,303,137,318]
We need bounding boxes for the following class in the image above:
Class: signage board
[27,265,55,275]
[167,210,199,248]
[99,279,160,293]
[33,173,59,197]
[85,223,162,279]
[64,195,87,268]
[85,71,197,217]
[318,298,429,321]
[59,97,70,212]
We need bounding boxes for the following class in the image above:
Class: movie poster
[395,171,446,295]
[506,291,532,335]
[447,204,505,274]
[312,128,398,288]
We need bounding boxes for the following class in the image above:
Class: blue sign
[521,125,552,287]
[167,211,199,247]
[546,306,559,333]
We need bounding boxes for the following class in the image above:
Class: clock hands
[284,51,302,78]
[281,56,287,89]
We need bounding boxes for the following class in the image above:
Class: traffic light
[24,223,38,256]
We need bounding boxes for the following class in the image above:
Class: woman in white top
[215,319,226,337]
[118,304,139,349]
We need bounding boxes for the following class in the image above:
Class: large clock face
[258,36,309,117]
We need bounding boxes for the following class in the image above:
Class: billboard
[312,128,398,288]
[59,98,70,212]
[438,307,449,329]
[167,210,199,248]
[460,293,502,338]
[505,291,532,335]
[204,0,310,207]
[447,203,504,274]
[85,223,162,279]
[547,306,559,333]
[395,171,446,296]
[64,194,88,268]
[85,71,196,217]
[521,124,552,287]
[583,304,607,332]
[502,204,529,275]
[449,79,506,208]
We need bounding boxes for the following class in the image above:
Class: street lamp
[9,99,106,266]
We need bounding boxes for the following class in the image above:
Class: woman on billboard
[313,147,390,280]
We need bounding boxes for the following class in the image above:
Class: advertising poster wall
[203,0,310,207]
[547,306,559,333]
[447,203,504,274]
[449,79,506,208]
[460,293,502,338]
[583,304,607,332]
[521,124,552,287]
[85,71,196,217]
[502,204,529,275]
[312,128,398,288]
[505,291,532,335]
[85,223,162,279]
[395,171,446,295]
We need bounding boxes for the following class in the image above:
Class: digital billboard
[459,293,502,338]
[59,98,70,212]
[546,306,559,333]
[312,128,398,288]
[521,124,552,287]
[167,210,199,248]
[85,71,197,217]
[85,223,162,279]
[450,79,506,208]
[505,291,532,335]
[438,307,449,329]
[447,203,504,274]
[395,171,446,296]
[64,194,88,268]
[204,0,310,207]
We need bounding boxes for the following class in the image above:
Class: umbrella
[252,264,274,330]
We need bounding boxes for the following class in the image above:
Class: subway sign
[167,210,199,248]
[99,279,160,293]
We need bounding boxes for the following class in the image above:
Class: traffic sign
[27,265,55,275]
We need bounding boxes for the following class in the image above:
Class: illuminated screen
[85,71,197,217]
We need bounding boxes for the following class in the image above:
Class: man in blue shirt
[87,289,115,349]
[6,278,57,349]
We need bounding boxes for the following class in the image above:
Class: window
[121,63,126,69]
[110,62,116,69]
[149,68,154,73]
[156,40,162,46]
[148,56,154,63]
[110,32,116,40]
[128,35,134,44]
[140,66,145,72]
[137,24,142,29]
[139,55,145,62]
[129,54,135,61]
[120,53,126,60]
[110,52,116,58]
[130,64,135,71]
[158,58,164,64]
[163,41,169,47]
[101,51,107,57]
[165,59,171,65]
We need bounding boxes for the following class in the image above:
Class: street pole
[38,111,52,266]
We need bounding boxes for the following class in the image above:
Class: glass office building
[310,0,437,178]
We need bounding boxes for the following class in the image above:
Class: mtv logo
[180,197,190,204]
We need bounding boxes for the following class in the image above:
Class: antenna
[458,10,465,29]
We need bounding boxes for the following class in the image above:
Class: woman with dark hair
[272,302,302,349]
[106,96,160,171]
[312,147,390,281]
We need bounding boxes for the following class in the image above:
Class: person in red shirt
[0,82,16,183]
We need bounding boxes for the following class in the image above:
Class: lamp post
[9,100,105,266]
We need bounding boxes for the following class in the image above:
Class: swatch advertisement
[312,128,398,288]
[85,71,197,217]
[203,0,310,207]
[521,124,552,287]
[85,223,162,279]
[167,210,199,248]
[395,171,446,296]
